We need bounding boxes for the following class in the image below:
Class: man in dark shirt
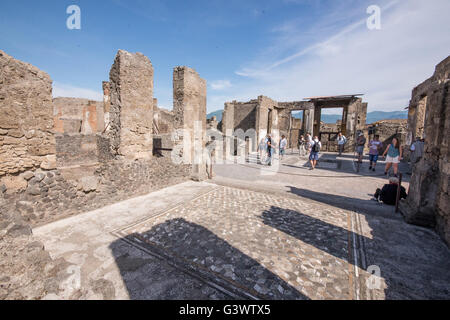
[373,177,407,205]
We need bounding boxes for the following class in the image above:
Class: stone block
[108,50,154,160]
[79,176,98,193]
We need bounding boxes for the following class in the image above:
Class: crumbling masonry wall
[108,50,154,160]
[53,98,104,135]
[173,66,207,181]
[400,56,450,247]
[0,49,191,231]
[0,50,56,180]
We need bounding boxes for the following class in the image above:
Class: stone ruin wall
[53,97,105,135]
[0,50,77,300]
[52,97,108,168]
[0,50,194,230]
[173,66,208,181]
[0,49,202,298]
[0,50,56,181]
[400,55,450,247]
[153,105,176,157]
[108,50,154,160]
[223,97,367,153]
[230,100,258,133]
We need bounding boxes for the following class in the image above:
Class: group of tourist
[255,130,418,207]
[336,132,405,177]
[258,133,321,168]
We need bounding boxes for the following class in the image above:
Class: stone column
[304,109,314,135]
[222,102,235,161]
[108,50,154,160]
[173,66,207,181]
[313,106,321,137]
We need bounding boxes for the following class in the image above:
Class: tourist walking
[258,137,266,164]
[355,132,366,163]
[382,137,402,177]
[309,136,321,170]
[279,135,287,160]
[298,135,307,156]
[368,135,382,172]
[305,133,312,152]
[336,132,347,156]
[266,135,273,166]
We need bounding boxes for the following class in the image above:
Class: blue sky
[1,0,449,114]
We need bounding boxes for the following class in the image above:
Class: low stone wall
[0,204,75,299]
[55,134,112,167]
[0,158,191,227]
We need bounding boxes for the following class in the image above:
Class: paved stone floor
[33,153,450,300]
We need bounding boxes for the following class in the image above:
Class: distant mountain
[366,111,408,124]
[207,109,408,124]
[207,110,224,122]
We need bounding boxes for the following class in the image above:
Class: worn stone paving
[32,155,450,300]
[113,186,376,300]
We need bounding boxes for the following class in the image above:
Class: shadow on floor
[259,205,370,266]
[109,218,308,300]
[277,186,450,299]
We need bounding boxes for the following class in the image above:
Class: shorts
[386,155,400,164]
[356,146,364,155]
[309,151,319,161]
[369,154,379,163]
[280,149,286,156]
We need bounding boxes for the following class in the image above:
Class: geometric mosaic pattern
[112,186,373,300]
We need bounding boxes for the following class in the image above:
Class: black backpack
[312,142,321,152]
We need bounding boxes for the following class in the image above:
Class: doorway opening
[319,107,344,152]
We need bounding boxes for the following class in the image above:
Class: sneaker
[369,166,372,170]
[372,168,376,172]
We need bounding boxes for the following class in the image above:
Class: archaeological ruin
[0,47,449,300]
[399,56,450,245]
[221,94,368,154]
[0,49,208,298]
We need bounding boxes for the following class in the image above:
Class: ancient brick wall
[256,96,279,145]
[233,102,258,133]
[53,98,104,135]
[173,66,207,181]
[0,50,56,179]
[108,50,154,160]
[0,49,192,225]
[0,157,191,228]
[400,56,450,247]
[153,106,176,157]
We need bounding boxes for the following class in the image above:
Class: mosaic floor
[112,186,376,300]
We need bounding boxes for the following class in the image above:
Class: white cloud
[53,82,103,101]
[210,80,232,90]
[231,0,450,112]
